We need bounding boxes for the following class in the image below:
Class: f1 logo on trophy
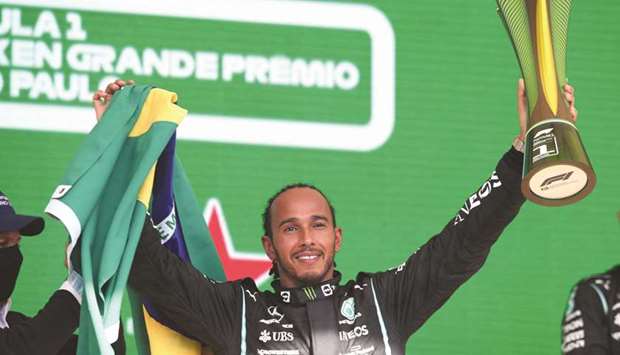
[497,0,596,206]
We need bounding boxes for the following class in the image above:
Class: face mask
[0,246,23,301]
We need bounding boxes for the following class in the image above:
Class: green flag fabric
[45,84,189,354]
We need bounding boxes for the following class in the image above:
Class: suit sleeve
[372,147,526,337]
[561,281,609,355]
[128,220,242,351]
[0,290,79,355]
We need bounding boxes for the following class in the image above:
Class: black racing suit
[129,147,525,355]
[561,265,620,355]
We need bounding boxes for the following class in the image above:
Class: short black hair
[262,183,337,239]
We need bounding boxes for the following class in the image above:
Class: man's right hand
[92,79,135,121]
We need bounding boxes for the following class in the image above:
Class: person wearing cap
[0,191,85,355]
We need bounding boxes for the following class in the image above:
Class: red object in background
[205,198,272,285]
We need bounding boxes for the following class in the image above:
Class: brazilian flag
[46,85,225,355]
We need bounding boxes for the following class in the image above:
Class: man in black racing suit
[129,148,521,355]
[561,265,620,355]
[113,79,577,354]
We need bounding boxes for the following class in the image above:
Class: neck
[277,269,336,289]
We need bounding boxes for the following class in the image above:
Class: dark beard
[274,248,335,288]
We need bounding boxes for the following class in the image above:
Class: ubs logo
[259,329,294,343]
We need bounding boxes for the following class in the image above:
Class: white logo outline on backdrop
[0,0,395,152]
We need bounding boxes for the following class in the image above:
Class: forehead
[270,188,331,222]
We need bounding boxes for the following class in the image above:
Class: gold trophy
[497,0,596,206]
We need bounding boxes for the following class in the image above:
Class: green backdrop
[1,1,618,354]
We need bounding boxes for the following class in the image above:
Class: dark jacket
[0,290,79,355]
[561,265,620,355]
[130,147,525,354]
[0,248,126,355]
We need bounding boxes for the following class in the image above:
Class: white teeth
[298,255,318,260]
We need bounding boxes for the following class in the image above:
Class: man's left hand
[516,79,578,141]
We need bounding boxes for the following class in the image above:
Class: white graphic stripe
[370,278,392,355]
[240,285,247,355]
[589,284,609,315]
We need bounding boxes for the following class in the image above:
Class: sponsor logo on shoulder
[594,277,611,291]
[388,261,406,275]
[246,289,258,302]
[353,282,368,291]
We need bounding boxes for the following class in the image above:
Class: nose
[299,227,315,246]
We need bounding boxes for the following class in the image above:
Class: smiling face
[261,187,342,288]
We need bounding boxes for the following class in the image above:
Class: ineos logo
[338,325,369,341]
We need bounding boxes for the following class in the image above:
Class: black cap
[0,191,44,236]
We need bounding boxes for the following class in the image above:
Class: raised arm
[371,145,525,336]
[128,220,243,350]
[92,80,244,350]
[371,80,577,337]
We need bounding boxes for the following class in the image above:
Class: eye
[313,222,327,229]
[283,225,298,233]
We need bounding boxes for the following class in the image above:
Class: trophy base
[522,162,591,206]
[521,119,596,206]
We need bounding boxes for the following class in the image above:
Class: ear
[261,235,277,261]
[334,227,343,252]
